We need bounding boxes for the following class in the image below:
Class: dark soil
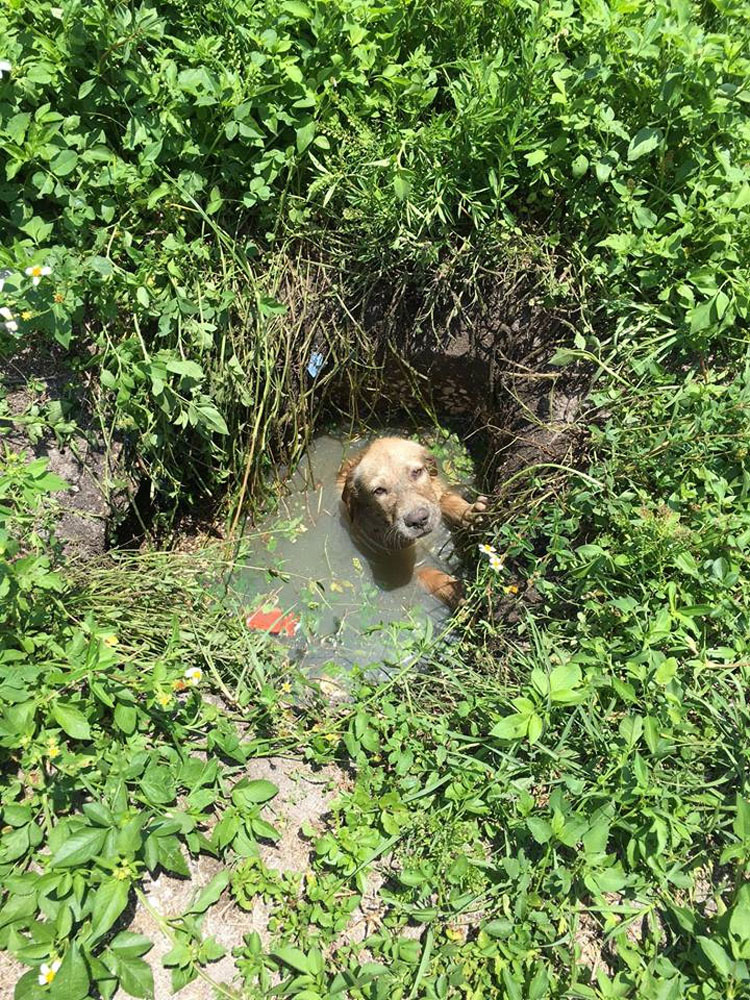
[1,342,124,559]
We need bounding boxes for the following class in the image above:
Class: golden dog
[337,437,486,606]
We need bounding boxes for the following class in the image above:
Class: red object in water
[245,608,299,637]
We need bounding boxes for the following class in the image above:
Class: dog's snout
[404,506,430,529]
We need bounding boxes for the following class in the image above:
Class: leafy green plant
[0,456,285,998]
[2,1,750,997]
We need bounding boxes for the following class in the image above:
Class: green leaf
[501,965,523,1000]
[697,935,733,977]
[393,173,411,200]
[490,714,528,740]
[627,127,662,161]
[571,154,589,178]
[162,942,191,967]
[296,121,315,153]
[165,359,203,379]
[232,778,278,806]
[258,295,288,316]
[398,939,421,963]
[528,964,549,1000]
[734,795,750,840]
[201,937,225,962]
[49,943,89,1000]
[272,945,311,974]
[674,551,699,576]
[525,149,547,167]
[34,472,69,493]
[13,969,41,1000]
[140,764,175,804]
[170,965,197,992]
[89,255,114,277]
[195,404,229,435]
[109,932,153,960]
[583,814,611,856]
[283,0,313,17]
[50,149,79,177]
[90,879,130,942]
[114,956,154,999]
[689,298,714,334]
[643,715,659,753]
[584,865,627,894]
[729,886,750,952]
[156,836,189,877]
[49,826,107,868]
[549,662,582,694]
[52,702,91,741]
[654,657,678,685]
[114,703,137,735]
[250,817,280,841]
[595,153,618,183]
[483,919,513,939]
[187,871,230,915]
[527,713,543,745]
[526,817,553,844]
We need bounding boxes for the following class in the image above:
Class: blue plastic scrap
[307,350,325,378]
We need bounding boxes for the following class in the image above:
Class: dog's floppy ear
[337,451,364,516]
[421,447,439,478]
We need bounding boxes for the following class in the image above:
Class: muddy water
[226,434,469,673]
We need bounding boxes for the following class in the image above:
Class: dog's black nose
[405,506,430,529]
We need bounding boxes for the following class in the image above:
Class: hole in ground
[108,248,591,576]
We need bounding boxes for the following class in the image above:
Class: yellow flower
[184,667,203,686]
[504,584,519,595]
[47,743,60,759]
[156,692,172,708]
[280,682,292,694]
[102,634,119,647]
[21,310,33,320]
[38,961,61,986]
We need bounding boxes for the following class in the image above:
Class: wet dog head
[338,437,442,551]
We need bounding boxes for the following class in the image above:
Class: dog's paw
[417,568,464,609]
[464,495,489,520]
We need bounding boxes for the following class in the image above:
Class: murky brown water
[225,434,471,672]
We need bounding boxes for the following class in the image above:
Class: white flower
[478,543,496,557]
[184,666,203,686]
[488,554,504,573]
[25,264,52,286]
[0,306,18,333]
[38,960,61,987]
[0,61,11,79]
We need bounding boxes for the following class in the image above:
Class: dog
[337,437,486,606]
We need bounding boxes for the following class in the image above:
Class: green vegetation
[2,1,750,998]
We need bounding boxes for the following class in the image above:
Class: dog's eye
[411,466,424,479]
[372,486,388,497]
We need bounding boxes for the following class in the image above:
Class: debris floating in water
[246,607,300,637]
